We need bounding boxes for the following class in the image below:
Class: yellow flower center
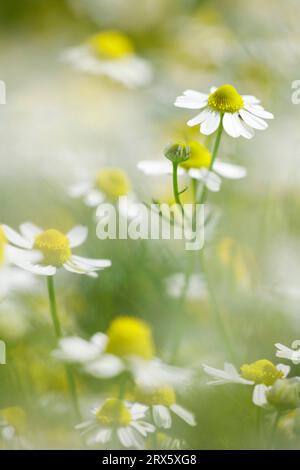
[34,229,71,267]
[135,385,176,407]
[96,168,131,199]
[95,398,131,427]
[180,141,212,170]
[208,84,244,113]
[0,225,7,265]
[240,359,284,386]
[105,316,155,360]
[88,30,134,60]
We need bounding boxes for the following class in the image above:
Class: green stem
[269,411,280,449]
[199,115,224,205]
[46,276,81,421]
[172,162,184,211]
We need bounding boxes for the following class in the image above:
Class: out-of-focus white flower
[62,30,152,88]
[203,360,290,407]
[76,399,154,449]
[165,272,207,301]
[275,342,300,365]
[3,223,111,277]
[175,85,273,138]
[53,316,193,388]
[138,141,246,193]
[134,384,196,429]
[69,167,139,218]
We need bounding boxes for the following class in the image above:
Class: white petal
[213,161,247,179]
[117,427,134,448]
[14,261,56,276]
[5,245,42,264]
[222,113,243,138]
[93,428,112,444]
[19,223,43,243]
[131,420,155,436]
[243,104,274,119]
[84,189,105,207]
[238,119,255,139]
[67,226,88,248]
[170,404,196,426]
[252,384,268,407]
[153,405,172,429]
[174,90,208,109]
[187,108,211,127]
[276,363,290,378]
[130,403,148,420]
[242,95,260,105]
[63,261,93,276]
[53,336,105,363]
[137,160,173,175]
[239,109,268,130]
[85,355,124,378]
[189,169,221,192]
[2,225,32,249]
[71,255,112,269]
[200,111,221,135]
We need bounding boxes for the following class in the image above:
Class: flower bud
[164,142,190,164]
[266,379,300,411]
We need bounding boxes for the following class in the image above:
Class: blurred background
[1,0,300,449]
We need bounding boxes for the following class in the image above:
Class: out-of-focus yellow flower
[95,398,131,426]
[135,385,176,407]
[88,31,134,60]
[180,141,212,170]
[241,359,284,386]
[95,168,131,200]
[105,316,155,360]
[0,407,27,434]
[218,237,256,287]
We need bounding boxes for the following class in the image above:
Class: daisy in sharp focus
[138,141,246,193]
[62,30,152,88]
[134,384,196,429]
[69,167,139,219]
[53,316,193,387]
[76,398,155,449]
[175,84,274,138]
[203,359,290,407]
[2,223,111,277]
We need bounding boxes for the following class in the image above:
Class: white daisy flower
[53,316,193,387]
[2,223,111,277]
[203,360,290,407]
[69,167,139,218]
[138,141,246,193]
[174,85,274,138]
[76,399,155,449]
[62,30,152,88]
[134,384,196,429]
[275,342,300,365]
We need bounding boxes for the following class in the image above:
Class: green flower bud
[266,379,300,411]
[164,142,190,164]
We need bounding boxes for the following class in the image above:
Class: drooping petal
[2,225,33,249]
[67,226,88,248]
[71,255,112,269]
[276,363,291,378]
[170,404,196,426]
[187,108,211,127]
[222,113,243,138]
[238,119,255,139]
[239,108,268,130]
[200,111,221,135]
[117,427,134,448]
[14,261,56,276]
[243,104,274,120]
[137,160,173,176]
[252,384,269,407]
[85,355,124,378]
[53,334,107,363]
[153,405,172,429]
[130,403,148,420]
[213,161,247,179]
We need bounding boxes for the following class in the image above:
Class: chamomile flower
[76,398,155,449]
[62,30,152,88]
[203,360,290,407]
[54,316,193,387]
[134,385,196,429]
[175,85,273,138]
[138,141,246,192]
[69,167,139,218]
[2,223,111,277]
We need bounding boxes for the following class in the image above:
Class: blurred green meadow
[1,0,300,450]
